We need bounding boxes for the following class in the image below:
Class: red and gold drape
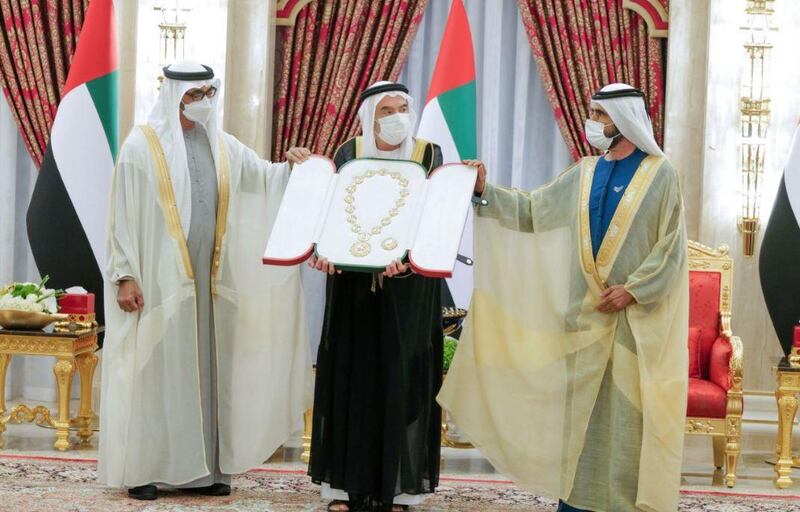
[0,0,89,166]
[517,0,666,161]
[271,0,427,161]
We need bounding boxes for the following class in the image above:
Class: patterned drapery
[271,0,427,161]
[0,0,89,166]
[516,0,666,161]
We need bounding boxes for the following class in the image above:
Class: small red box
[794,325,800,349]
[58,293,95,314]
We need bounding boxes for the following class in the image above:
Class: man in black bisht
[287,81,443,512]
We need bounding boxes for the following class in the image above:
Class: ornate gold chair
[685,241,744,487]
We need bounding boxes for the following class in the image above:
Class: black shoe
[183,483,231,496]
[128,484,158,500]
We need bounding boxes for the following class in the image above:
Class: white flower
[42,295,58,314]
[0,295,41,312]
[0,284,56,314]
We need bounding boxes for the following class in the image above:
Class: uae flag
[760,126,800,356]
[26,0,118,341]
[417,0,477,310]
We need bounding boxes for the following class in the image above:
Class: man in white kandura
[99,60,312,500]
[440,83,689,512]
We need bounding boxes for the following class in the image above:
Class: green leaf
[11,283,38,298]
[443,336,459,372]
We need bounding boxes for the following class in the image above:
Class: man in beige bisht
[439,83,688,512]
[99,60,312,500]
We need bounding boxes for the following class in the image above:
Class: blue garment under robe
[589,148,648,258]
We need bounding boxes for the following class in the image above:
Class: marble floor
[2,399,800,499]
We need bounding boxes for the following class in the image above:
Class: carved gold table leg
[775,388,784,477]
[0,354,10,417]
[300,407,313,464]
[775,381,799,489]
[53,357,75,451]
[0,354,10,446]
[75,351,98,444]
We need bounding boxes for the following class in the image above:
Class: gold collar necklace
[345,169,410,257]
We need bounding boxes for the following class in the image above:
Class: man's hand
[286,147,312,168]
[463,159,487,195]
[383,259,410,277]
[117,279,144,313]
[308,254,340,275]
[596,284,635,313]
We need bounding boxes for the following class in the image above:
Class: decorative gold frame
[685,241,743,488]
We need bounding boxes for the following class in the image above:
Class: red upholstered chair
[685,242,743,488]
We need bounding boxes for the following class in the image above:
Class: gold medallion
[381,237,398,251]
[343,169,411,260]
[351,241,371,257]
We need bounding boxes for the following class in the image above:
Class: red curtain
[516,0,666,161]
[272,0,427,161]
[0,0,89,166]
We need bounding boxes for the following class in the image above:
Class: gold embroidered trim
[140,125,195,280]
[211,137,231,292]
[578,157,603,292]
[353,136,428,166]
[333,137,355,161]
[595,155,663,281]
[577,155,664,289]
[410,138,429,165]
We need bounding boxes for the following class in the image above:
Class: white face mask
[376,113,411,146]
[584,119,619,151]
[182,98,213,124]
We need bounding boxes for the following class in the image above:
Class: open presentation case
[262,156,477,277]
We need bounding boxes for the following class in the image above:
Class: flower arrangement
[0,276,61,315]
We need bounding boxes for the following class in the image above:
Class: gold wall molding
[276,0,314,26]
[623,0,668,38]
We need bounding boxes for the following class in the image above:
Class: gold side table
[775,356,800,488]
[0,327,100,451]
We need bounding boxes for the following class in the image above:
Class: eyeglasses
[185,87,217,102]
[589,108,609,121]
